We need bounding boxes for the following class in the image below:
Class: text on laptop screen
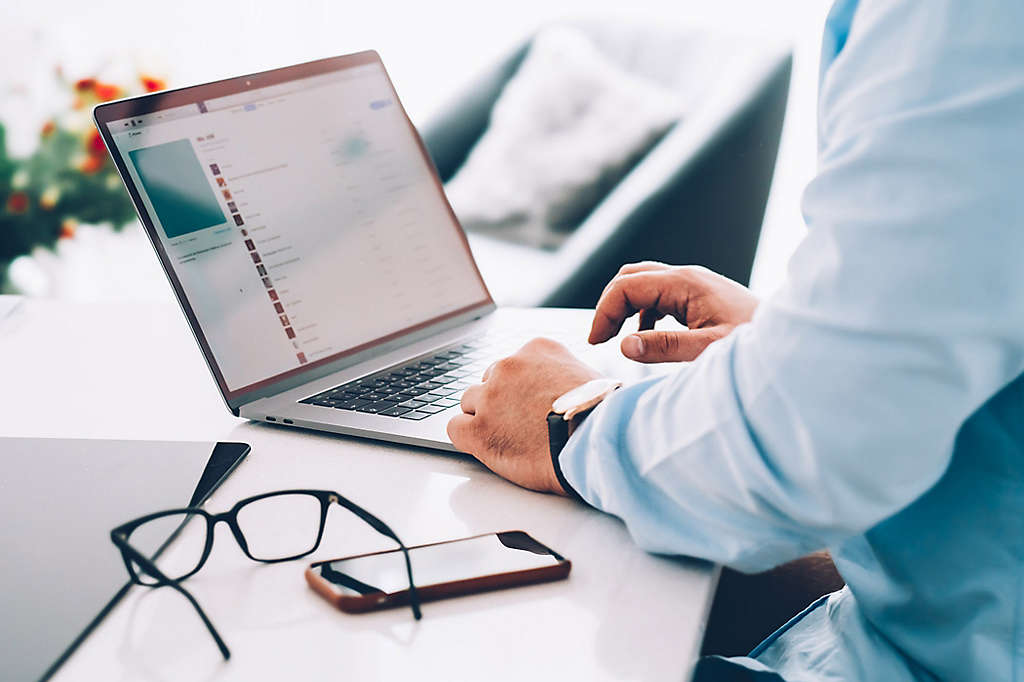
[106,62,488,394]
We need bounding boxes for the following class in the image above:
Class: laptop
[94,51,632,451]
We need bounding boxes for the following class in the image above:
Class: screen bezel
[93,51,493,412]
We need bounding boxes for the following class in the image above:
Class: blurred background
[1,0,830,306]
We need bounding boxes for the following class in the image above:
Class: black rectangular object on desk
[0,439,249,681]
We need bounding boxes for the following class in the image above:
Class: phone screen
[313,532,563,596]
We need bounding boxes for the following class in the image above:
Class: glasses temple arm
[114,537,231,660]
[398,543,423,620]
[164,579,232,660]
[333,497,422,620]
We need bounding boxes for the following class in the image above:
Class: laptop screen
[99,55,489,399]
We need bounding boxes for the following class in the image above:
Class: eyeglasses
[110,489,421,659]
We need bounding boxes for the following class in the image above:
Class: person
[447,0,1024,679]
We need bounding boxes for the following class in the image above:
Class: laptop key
[337,398,370,410]
[435,398,460,408]
[356,400,398,414]
[418,404,447,414]
[400,399,428,409]
[336,389,361,398]
[400,410,432,420]
[381,405,413,417]
[417,381,445,390]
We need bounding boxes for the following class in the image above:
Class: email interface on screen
[107,62,487,393]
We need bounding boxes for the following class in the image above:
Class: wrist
[547,378,622,499]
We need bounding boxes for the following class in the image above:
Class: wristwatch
[547,378,622,500]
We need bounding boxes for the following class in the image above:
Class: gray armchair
[420,22,791,308]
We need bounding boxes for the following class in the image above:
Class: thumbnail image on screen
[129,139,227,238]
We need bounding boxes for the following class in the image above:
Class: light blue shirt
[560,1,1024,679]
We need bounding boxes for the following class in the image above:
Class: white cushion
[444,27,683,249]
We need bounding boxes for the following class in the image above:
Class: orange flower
[5,191,29,214]
[94,81,122,102]
[141,75,167,92]
[79,156,103,174]
[87,128,107,156]
[74,78,97,92]
[60,219,78,240]
[41,120,56,137]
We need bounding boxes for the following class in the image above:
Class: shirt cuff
[558,375,666,509]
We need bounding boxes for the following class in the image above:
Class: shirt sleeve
[559,0,1024,573]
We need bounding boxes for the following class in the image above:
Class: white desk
[0,297,717,681]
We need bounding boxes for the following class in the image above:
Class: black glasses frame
[110,489,421,660]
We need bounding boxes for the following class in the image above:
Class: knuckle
[616,262,639,276]
[637,260,666,270]
[528,336,560,351]
[655,333,679,354]
[495,355,521,373]
[677,264,710,281]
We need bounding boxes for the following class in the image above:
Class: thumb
[620,328,724,363]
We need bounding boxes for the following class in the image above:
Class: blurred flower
[94,82,122,102]
[60,219,78,240]
[40,186,60,210]
[141,75,167,92]
[1,66,165,281]
[78,155,103,174]
[86,129,106,156]
[6,191,30,214]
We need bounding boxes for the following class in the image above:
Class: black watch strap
[547,408,592,503]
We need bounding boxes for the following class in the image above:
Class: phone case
[305,531,571,613]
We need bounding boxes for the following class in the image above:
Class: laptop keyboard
[300,334,518,421]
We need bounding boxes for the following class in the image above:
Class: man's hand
[447,338,603,495]
[589,262,760,363]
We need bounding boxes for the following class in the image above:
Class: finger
[638,308,665,332]
[589,271,683,344]
[620,327,726,363]
[596,262,672,315]
[482,361,497,382]
[460,383,484,414]
[446,413,479,454]
[616,261,670,276]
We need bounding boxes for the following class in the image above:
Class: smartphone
[305,531,570,613]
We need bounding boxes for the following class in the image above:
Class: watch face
[552,378,622,419]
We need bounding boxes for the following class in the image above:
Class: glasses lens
[235,493,323,560]
[126,511,209,585]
